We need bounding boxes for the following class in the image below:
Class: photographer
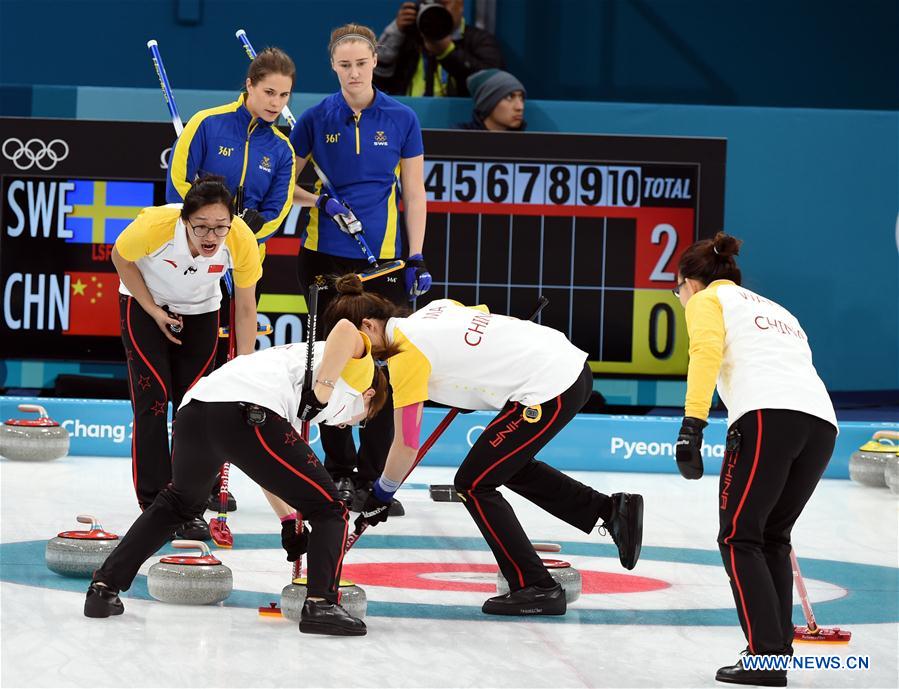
[374,0,504,97]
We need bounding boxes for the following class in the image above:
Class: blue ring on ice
[2,534,896,626]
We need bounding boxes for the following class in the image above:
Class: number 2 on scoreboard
[633,209,695,289]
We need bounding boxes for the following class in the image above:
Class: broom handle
[790,547,818,632]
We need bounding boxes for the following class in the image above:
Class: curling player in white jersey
[672,232,838,686]
[85,320,387,636]
[325,275,645,616]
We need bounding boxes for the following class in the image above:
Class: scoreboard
[0,118,725,377]
[414,131,725,376]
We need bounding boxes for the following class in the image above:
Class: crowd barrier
[4,396,895,480]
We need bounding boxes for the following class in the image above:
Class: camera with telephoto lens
[417,0,454,41]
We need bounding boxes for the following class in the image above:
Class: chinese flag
[207,264,225,274]
[64,272,120,336]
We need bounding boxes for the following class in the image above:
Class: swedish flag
[64,180,154,244]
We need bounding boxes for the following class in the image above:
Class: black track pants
[717,409,836,654]
[454,364,612,590]
[120,295,218,509]
[95,401,350,601]
[297,248,408,482]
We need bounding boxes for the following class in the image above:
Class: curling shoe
[174,516,211,541]
[334,476,356,507]
[84,582,124,618]
[482,582,566,616]
[599,492,643,570]
[715,650,787,687]
[299,599,367,636]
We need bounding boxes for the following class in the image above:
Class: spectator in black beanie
[374,1,504,97]
[459,69,527,131]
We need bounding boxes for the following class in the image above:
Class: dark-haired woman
[166,47,297,244]
[290,23,428,513]
[85,320,381,636]
[672,232,837,687]
[323,275,644,617]
[166,47,298,511]
[112,177,262,539]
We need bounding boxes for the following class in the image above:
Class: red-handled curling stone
[497,558,582,603]
[148,540,232,605]
[45,514,119,577]
[1,404,69,461]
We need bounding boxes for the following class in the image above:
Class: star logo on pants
[306,452,318,466]
[138,374,151,390]
[126,348,135,362]
[284,430,299,446]
[151,400,167,416]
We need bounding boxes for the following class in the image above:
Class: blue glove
[316,194,362,235]
[404,254,432,298]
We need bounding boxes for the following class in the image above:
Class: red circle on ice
[339,563,670,594]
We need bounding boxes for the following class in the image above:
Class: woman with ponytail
[672,232,837,686]
[322,275,644,618]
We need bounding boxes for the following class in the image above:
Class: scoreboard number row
[424,161,643,207]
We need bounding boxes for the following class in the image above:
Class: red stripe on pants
[253,427,350,595]
[724,409,764,653]
[468,396,563,588]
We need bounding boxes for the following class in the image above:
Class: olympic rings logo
[160,147,172,170]
[2,137,69,171]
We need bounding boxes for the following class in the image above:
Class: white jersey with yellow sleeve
[684,280,837,430]
[385,299,588,411]
[179,334,376,429]
[114,205,261,315]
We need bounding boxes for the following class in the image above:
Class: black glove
[676,416,707,480]
[280,519,309,562]
[297,387,326,422]
[354,492,391,530]
[239,208,266,233]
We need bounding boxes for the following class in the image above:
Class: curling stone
[848,431,899,488]
[1,404,69,461]
[497,559,582,603]
[45,514,119,577]
[148,540,232,605]
[429,484,464,502]
[280,577,367,621]
[884,454,899,496]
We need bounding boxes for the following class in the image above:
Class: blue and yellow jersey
[290,89,424,260]
[166,94,296,244]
